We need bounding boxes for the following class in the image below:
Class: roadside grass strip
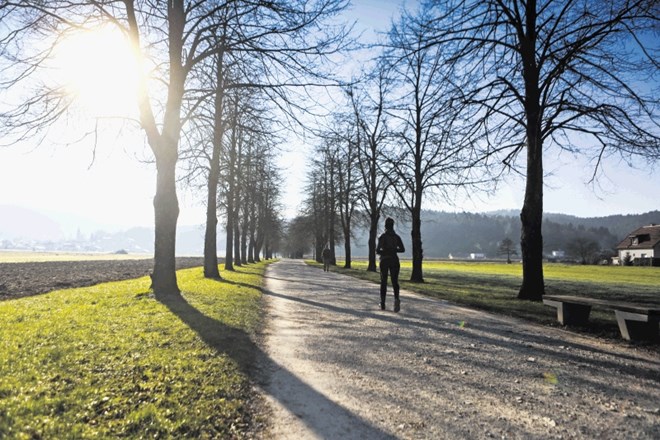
[0,263,268,439]
[317,260,660,337]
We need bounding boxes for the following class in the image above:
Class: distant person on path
[376,217,405,312]
[322,245,332,272]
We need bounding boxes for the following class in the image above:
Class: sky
[0,0,658,237]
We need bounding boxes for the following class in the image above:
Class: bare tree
[0,1,230,296]
[384,6,477,283]
[567,237,599,265]
[427,0,659,300]
[334,120,361,268]
[283,215,314,258]
[306,144,339,264]
[1,0,351,295]
[497,237,518,264]
[347,71,393,272]
[315,115,361,268]
[185,0,351,277]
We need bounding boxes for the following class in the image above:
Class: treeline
[287,209,659,261]
[0,1,349,294]
[282,1,657,299]
[375,211,635,259]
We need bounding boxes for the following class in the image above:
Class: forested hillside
[346,210,660,259]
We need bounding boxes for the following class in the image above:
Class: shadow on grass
[157,289,395,439]
[286,261,660,381]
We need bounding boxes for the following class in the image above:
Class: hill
[0,204,210,255]
[343,210,660,259]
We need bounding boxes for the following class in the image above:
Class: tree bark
[203,191,220,278]
[152,149,181,297]
[518,132,544,300]
[233,222,242,267]
[343,230,352,268]
[203,49,227,279]
[225,202,234,270]
[367,213,379,272]
[224,104,240,271]
[410,194,424,283]
[240,217,248,265]
[149,0,185,297]
[518,1,545,300]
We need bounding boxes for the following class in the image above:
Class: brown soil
[0,257,205,300]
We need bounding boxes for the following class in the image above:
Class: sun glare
[54,26,141,118]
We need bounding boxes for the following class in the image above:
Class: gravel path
[257,259,659,439]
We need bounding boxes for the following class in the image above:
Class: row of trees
[1,1,657,302]
[0,0,351,297]
[296,0,658,300]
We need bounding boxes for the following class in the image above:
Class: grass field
[0,262,268,439]
[316,259,660,339]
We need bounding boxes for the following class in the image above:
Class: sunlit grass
[0,263,268,439]
[317,259,660,338]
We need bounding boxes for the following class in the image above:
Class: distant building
[551,250,565,258]
[614,224,660,266]
[469,253,486,260]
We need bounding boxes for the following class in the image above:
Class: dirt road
[256,259,659,439]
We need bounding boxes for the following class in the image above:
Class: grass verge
[311,259,660,341]
[0,262,269,439]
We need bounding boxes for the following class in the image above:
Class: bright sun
[54,26,141,119]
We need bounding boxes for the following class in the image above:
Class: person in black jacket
[376,217,405,312]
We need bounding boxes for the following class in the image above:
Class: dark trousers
[379,257,400,303]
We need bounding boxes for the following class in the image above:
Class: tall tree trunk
[225,203,234,270]
[518,2,545,301]
[410,195,424,283]
[203,49,227,279]
[518,128,544,300]
[224,105,239,271]
[248,209,256,263]
[127,0,185,297]
[152,149,180,296]
[254,228,264,262]
[203,192,220,278]
[240,219,248,265]
[367,212,379,272]
[315,234,324,263]
[343,224,352,269]
[234,222,242,267]
[203,153,220,278]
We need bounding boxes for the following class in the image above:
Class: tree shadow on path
[158,290,396,439]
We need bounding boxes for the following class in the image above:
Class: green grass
[0,263,269,439]
[315,259,660,339]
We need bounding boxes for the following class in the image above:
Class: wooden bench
[543,295,660,342]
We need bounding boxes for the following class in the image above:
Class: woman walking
[376,217,405,312]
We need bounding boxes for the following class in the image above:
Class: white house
[615,224,660,266]
[469,253,486,260]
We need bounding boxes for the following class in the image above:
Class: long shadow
[264,263,660,385]
[163,260,659,436]
[157,291,396,439]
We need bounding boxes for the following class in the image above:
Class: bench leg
[559,303,592,326]
[615,311,659,342]
[544,299,591,325]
